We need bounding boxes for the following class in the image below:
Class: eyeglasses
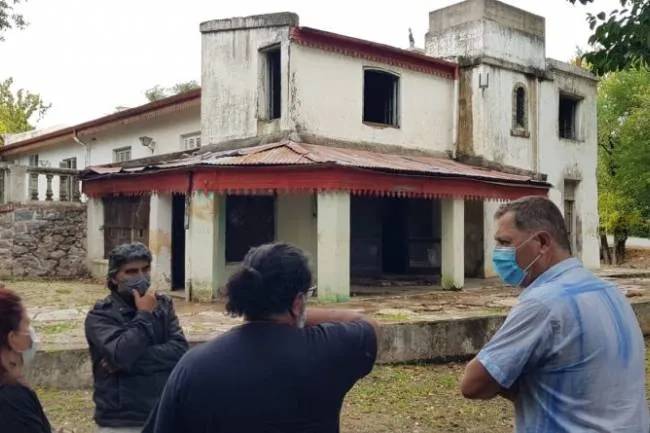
[305,286,317,298]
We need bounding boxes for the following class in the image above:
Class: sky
[0,0,618,129]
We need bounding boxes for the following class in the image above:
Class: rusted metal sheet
[82,141,549,190]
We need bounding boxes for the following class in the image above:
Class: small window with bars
[182,133,201,150]
[113,147,132,163]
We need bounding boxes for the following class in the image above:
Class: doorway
[171,194,186,291]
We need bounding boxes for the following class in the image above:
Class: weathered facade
[2,0,599,301]
[425,0,600,274]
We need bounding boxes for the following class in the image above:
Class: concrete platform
[7,269,650,389]
[25,299,650,390]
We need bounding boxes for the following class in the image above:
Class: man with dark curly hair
[144,242,378,433]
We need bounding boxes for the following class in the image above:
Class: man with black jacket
[85,242,189,433]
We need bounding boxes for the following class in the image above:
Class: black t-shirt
[0,382,52,433]
[143,320,377,433]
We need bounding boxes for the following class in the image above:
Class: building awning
[81,141,550,200]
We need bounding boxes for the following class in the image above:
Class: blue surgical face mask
[492,233,542,287]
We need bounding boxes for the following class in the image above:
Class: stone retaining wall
[0,202,88,278]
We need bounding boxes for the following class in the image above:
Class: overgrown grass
[38,350,650,433]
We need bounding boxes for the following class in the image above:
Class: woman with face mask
[0,286,51,433]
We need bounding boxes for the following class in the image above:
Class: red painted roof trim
[83,166,547,201]
[289,27,458,80]
[1,88,201,155]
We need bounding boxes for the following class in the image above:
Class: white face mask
[18,326,39,366]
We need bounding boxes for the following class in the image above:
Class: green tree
[568,0,649,74]
[0,77,50,140]
[0,0,27,41]
[597,67,650,263]
[144,80,199,102]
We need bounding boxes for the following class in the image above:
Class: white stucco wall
[426,0,546,70]
[201,26,293,145]
[539,68,599,269]
[289,44,455,153]
[276,194,317,271]
[4,104,200,202]
[466,64,537,168]
[476,63,599,269]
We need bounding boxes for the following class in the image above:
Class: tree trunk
[613,230,628,265]
[600,232,613,265]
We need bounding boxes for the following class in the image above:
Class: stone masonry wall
[0,203,88,278]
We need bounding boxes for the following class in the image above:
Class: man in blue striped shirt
[461,196,649,432]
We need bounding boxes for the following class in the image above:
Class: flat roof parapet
[428,0,544,39]
[200,12,299,33]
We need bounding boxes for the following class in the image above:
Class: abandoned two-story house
[0,0,599,302]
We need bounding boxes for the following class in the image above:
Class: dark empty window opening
[559,95,579,139]
[226,195,275,262]
[515,87,526,128]
[363,69,399,126]
[265,47,281,120]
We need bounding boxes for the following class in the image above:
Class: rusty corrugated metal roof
[83,141,546,186]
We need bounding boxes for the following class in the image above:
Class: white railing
[0,164,82,204]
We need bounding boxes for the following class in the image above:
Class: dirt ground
[622,248,650,270]
[2,260,650,351]
[35,348,650,433]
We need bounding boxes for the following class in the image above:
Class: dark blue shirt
[144,320,377,433]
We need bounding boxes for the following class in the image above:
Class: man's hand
[134,289,157,313]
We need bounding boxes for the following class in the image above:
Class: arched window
[511,84,529,137]
[515,87,526,128]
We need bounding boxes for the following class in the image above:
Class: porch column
[483,201,500,278]
[86,197,106,280]
[186,191,225,302]
[149,194,172,291]
[316,191,350,302]
[441,197,464,289]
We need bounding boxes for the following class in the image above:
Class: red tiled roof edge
[0,88,201,155]
[289,27,458,80]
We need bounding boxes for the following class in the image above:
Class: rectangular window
[113,147,132,163]
[226,195,275,262]
[61,157,77,169]
[363,69,399,126]
[182,133,201,150]
[564,180,578,254]
[28,154,39,167]
[261,46,281,120]
[559,94,580,139]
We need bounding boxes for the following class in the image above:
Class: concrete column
[86,197,106,280]
[149,194,173,291]
[4,164,28,203]
[316,191,350,302]
[186,191,225,302]
[276,194,317,273]
[441,198,464,289]
[483,201,500,278]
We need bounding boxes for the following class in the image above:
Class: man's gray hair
[107,242,152,290]
[494,196,572,252]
